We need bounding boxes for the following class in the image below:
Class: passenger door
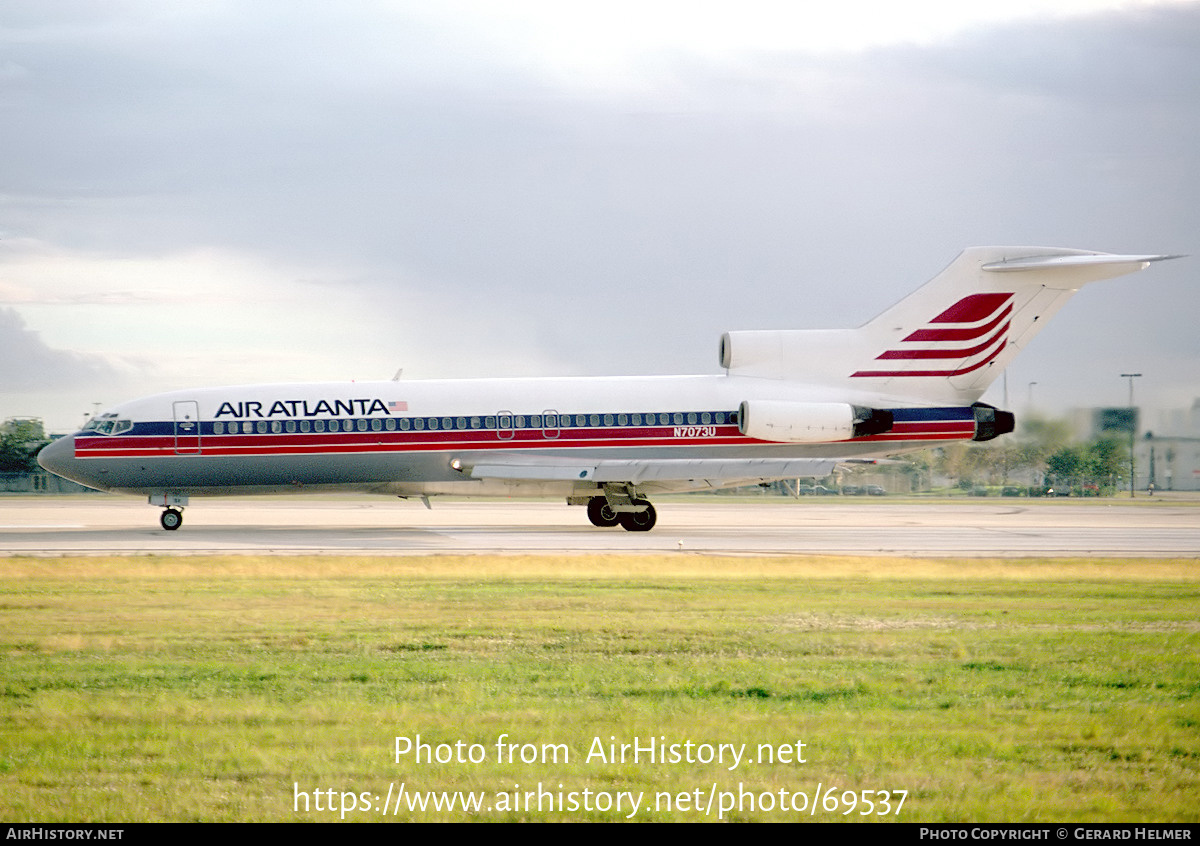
[173,401,202,454]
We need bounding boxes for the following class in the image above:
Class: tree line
[0,419,49,473]
[920,415,1128,495]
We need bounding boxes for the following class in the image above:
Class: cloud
[0,306,121,393]
[1,1,1196,426]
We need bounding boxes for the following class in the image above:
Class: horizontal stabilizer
[981,253,1179,273]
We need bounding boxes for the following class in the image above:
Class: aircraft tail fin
[721,247,1177,405]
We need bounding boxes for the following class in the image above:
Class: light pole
[1121,373,1141,497]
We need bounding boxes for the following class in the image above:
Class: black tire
[586,496,620,527]
[617,501,656,532]
[160,509,183,531]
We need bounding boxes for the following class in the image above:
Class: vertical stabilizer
[721,247,1175,405]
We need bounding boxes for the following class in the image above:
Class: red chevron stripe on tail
[852,293,1013,378]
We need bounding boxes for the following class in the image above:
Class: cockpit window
[81,413,133,436]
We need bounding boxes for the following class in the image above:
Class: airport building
[1140,400,1200,492]
[1080,400,1200,492]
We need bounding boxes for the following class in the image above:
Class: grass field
[1,554,1198,822]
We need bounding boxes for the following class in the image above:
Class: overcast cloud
[2,1,1197,430]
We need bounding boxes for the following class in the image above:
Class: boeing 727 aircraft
[37,247,1175,531]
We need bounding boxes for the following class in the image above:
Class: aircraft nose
[37,436,95,488]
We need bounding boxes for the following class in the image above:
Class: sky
[2,0,1198,432]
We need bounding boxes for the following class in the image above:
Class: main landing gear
[586,495,657,532]
[160,508,183,531]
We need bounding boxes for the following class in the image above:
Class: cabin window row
[209,411,733,436]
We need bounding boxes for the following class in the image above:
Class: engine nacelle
[738,400,893,443]
[971,403,1016,442]
[720,330,788,372]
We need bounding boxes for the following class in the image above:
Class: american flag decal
[389,400,408,412]
[852,293,1013,378]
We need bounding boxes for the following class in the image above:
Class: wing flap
[469,463,596,481]
[468,457,838,485]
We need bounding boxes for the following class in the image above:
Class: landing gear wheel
[586,496,620,528]
[160,508,183,531]
[617,501,656,532]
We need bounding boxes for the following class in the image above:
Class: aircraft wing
[464,457,840,486]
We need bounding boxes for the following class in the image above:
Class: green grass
[1,555,1198,822]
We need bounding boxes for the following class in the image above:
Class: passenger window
[286,420,296,433]
[673,413,684,425]
[701,412,711,425]
[456,417,467,430]
[271,421,282,433]
[329,420,340,432]
[372,419,382,431]
[618,414,628,426]
[589,414,600,426]
[414,418,424,430]
[384,418,395,431]
[214,422,224,435]
[632,414,642,426]
[399,418,410,430]
[687,412,697,425]
[315,420,325,432]
[300,420,311,433]
[256,421,268,434]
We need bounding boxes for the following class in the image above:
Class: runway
[2,495,1198,556]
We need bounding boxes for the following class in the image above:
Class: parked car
[866,485,886,496]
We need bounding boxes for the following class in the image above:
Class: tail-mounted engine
[971,402,1016,442]
[737,400,893,443]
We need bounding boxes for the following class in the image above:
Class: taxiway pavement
[2,496,1197,557]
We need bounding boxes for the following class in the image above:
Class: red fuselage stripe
[73,420,978,458]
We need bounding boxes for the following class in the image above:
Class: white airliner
[38,246,1175,531]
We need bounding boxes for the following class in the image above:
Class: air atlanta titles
[215,398,391,419]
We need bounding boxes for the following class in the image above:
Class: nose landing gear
[149,494,189,531]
